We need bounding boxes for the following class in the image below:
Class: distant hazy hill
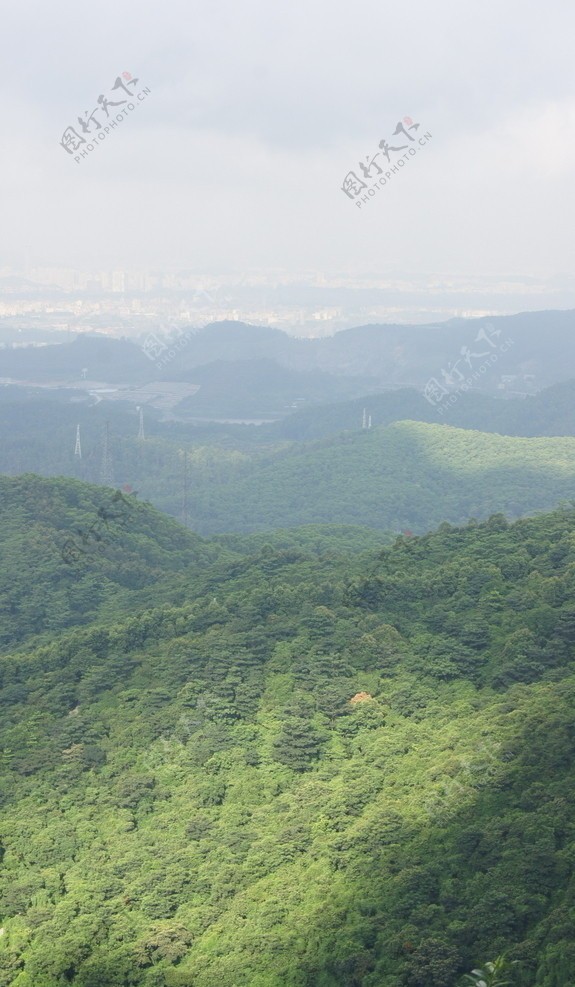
[168,310,575,392]
[271,378,575,441]
[175,358,382,419]
[0,334,153,384]
[3,309,575,396]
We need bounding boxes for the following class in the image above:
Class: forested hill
[3,418,575,538]
[181,420,575,534]
[0,475,384,652]
[2,494,575,984]
[0,475,221,651]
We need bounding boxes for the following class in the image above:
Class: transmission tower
[362,408,367,429]
[137,406,145,442]
[74,424,82,458]
[99,421,115,487]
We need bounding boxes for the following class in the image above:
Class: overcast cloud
[1,0,575,279]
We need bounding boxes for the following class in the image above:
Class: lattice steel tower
[99,421,115,487]
[74,424,82,458]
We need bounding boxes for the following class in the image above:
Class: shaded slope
[174,358,380,419]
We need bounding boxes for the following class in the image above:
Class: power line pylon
[74,424,82,458]
[99,421,115,487]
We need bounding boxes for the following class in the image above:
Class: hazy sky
[2,0,575,279]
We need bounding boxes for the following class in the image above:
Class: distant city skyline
[1,264,575,340]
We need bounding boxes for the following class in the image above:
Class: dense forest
[1,479,575,985]
[0,475,389,650]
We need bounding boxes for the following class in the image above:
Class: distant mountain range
[2,310,575,411]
